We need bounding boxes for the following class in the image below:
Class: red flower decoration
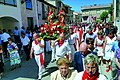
[61,29,64,33]
[60,23,65,27]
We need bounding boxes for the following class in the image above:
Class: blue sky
[62,0,112,12]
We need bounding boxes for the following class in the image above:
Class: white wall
[21,0,37,28]
[0,0,22,31]
[37,1,43,26]
[114,0,120,33]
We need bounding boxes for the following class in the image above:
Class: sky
[62,0,112,12]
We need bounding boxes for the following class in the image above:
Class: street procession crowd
[0,7,120,80]
[0,21,120,80]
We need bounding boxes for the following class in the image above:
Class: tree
[100,11,108,22]
[108,7,112,15]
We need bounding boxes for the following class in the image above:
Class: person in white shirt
[13,27,20,43]
[52,33,72,61]
[1,29,10,58]
[68,28,80,61]
[20,32,30,61]
[74,54,107,80]
[21,26,26,34]
[85,27,96,42]
[30,33,44,80]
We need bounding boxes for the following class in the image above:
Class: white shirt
[0,34,2,44]
[14,29,19,36]
[68,33,78,45]
[1,32,10,42]
[85,33,96,42]
[55,40,71,57]
[20,36,30,46]
[32,39,44,54]
[105,36,116,52]
[74,71,107,80]
[46,41,51,52]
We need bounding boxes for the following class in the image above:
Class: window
[0,0,17,6]
[0,0,4,3]
[42,3,46,19]
[27,17,33,31]
[26,0,32,9]
[38,14,41,19]
[83,16,88,21]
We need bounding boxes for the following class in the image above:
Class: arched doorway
[0,16,19,30]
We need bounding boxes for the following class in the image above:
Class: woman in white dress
[7,37,21,70]
[94,30,105,65]
[104,30,116,72]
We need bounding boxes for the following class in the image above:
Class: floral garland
[39,8,68,40]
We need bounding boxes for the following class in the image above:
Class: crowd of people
[0,22,120,80]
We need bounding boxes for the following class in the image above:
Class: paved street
[1,53,58,80]
[1,51,114,80]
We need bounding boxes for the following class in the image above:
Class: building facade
[0,0,22,30]
[114,0,120,33]
[81,4,111,23]
[38,0,57,26]
[0,0,73,31]
[21,0,38,30]
[73,12,82,24]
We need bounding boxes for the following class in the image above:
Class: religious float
[38,7,69,40]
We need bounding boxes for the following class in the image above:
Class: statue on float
[39,7,66,40]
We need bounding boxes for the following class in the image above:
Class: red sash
[79,28,83,41]
[40,53,44,66]
[82,70,99,80]
[34,40,44,66]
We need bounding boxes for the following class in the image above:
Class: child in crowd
[0,45,4,79]
[7,37,21,70]
[94,30,105,65]
[86,38,94,52]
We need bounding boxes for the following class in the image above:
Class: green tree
[100,11,108,22]
[108,7,112,15]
